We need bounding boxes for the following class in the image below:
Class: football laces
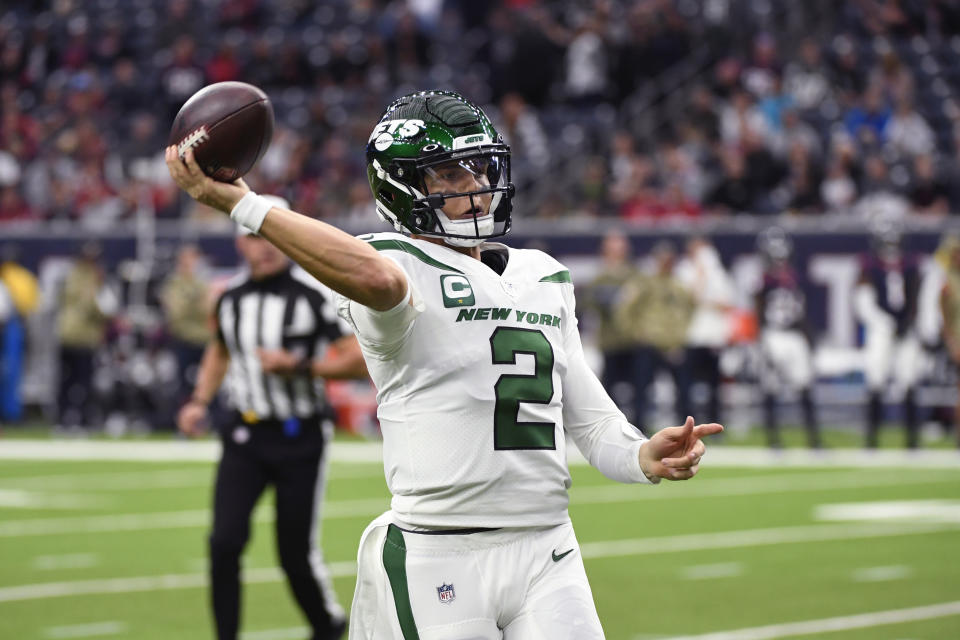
[177,126,209,158]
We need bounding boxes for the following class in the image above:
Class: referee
[177,197,365,640]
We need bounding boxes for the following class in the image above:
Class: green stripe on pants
[382,524,420,639]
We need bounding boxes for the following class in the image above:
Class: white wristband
[230,191,273,234]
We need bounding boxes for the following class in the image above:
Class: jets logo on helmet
[369,119,427,151]
[366,90,515,247]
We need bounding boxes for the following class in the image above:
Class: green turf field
[0,442,958,639]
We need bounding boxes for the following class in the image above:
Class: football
[168,81,274,183]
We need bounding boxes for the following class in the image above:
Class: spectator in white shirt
[886,97,935,157]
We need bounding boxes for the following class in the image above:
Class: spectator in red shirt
[0,187,36,222]
[205,43,241,84]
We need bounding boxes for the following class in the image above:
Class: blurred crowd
[4,0,960,446]
[579,225,960,448]
[3,224,960,449]
[0,238,378,436]
[0,241,202,432]
[3,0,960,226]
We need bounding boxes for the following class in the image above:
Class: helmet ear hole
[410,208,434,232]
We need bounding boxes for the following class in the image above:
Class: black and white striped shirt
[215,265,349,421]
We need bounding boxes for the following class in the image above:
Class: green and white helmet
[366,90,514,247]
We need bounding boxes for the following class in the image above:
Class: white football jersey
[338,233,651,528]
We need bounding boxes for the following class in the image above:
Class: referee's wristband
[230,191,273,234]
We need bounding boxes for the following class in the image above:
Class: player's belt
[393,525,501,535]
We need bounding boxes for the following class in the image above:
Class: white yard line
[0,463,383,492]
[0,562,356,602]
[1,469,955,538]
[851,565,913,582]
[679,562,744,580]
[2,440,959,468]
[658,600,960,640]
[685,447,960,469]
[12,463,934,496]
[33,553,99,571]
[569,469,959,505]
[42,621,127,638]
[578,521,958,559]
[0,489,111,510]
[0,509,213,537]
[0,496,392,537]
[1,521,956,603]
[815,500,960,523]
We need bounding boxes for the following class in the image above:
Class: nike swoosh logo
[552,548,574,562]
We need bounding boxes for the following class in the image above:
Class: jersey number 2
[489,327,555,450]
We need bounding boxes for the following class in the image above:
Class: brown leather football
[168,81,274,183]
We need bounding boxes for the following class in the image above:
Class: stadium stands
[3,1,960,443]
[1,0,959,225]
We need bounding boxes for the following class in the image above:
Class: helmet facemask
[414,150,512,247]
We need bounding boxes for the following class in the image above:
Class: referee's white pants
[348,511,604,640]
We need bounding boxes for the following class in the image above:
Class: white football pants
[863,326,923,391]
[348,511,604,640]
[760,329,814,391]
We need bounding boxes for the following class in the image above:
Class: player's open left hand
[165,145,249,214]
[639,416,723,481]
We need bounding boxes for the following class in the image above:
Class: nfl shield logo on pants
[436,583,455,604]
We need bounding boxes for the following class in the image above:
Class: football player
[580,231,645,423]
[854,219,923,448]
[938,234,960,448]
[167,90,723,639]
[754,227,821,448]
